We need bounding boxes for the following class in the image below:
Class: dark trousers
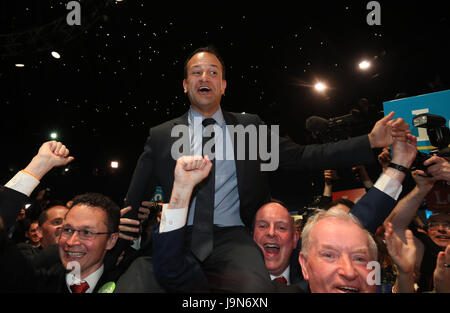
[185,225,275,293]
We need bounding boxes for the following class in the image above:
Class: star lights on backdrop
[1,1,449,204]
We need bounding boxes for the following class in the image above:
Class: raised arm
[384,222,417,293]
[350,134,418,233]
[434,245,450,293]
[22,141,74,180]
[1,141,74,229]
[152,155,212,292]
[368,111,410,148]
[385,170,436,242]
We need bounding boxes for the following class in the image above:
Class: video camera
[410,113,450,171]
[305,109,379,144]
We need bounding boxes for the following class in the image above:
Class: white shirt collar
[66,264,104,293]
[188,106,224,126]
[270,265,291,285]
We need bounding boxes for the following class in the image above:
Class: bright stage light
[314,82,327,92]
[50,132,58,139]
[359,60,371,70]
[15,63,25,67]
[51,51,61,59]
[111,161,119,168]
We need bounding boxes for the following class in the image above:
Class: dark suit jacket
[152,225,209,293]
[34,263,123,293]
[0,186,28,230]
[125,110,376,227]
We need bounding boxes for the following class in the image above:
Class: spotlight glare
[51,51,61,59]
[314,82,327,92]
[111,161,119,168]
[50,132,58,139]
[359,60,371,70]
[15,63,25,67]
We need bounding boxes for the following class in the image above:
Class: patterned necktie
[191,118,216,261]
[70,281,90,293]
[273,276,287,285]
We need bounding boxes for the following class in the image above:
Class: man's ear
[183,79,188,94]
[106,232,119,251]
[298,252,309,281]
[221,79,227,95]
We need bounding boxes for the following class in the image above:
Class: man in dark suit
[1,141,123,293]
[50,192,121,293]
[124,46,410,292]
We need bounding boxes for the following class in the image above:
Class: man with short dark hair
[56,192,120,293]
[1,141,122,293]
[38,204,68,249]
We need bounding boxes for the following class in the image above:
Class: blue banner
[383,89,450,153]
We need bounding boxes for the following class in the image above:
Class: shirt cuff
[374,173,403,200]
[159,203,188,233]
[5,171,40,197]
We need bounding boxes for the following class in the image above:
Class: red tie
[274,276,287,284]
[70,281,90,293]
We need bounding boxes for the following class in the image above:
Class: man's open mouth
[198,86,211,94]
[336,286,360,293]
[65,251,86,258]
[263,243,280,255]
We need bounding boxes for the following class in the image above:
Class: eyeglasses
[427,222,450,230]
[56,227,114,241]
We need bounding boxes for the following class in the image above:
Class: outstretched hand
[391,133,418,168]
[434,245,450,293]
[384,222,417,275]
[369,111,410,148]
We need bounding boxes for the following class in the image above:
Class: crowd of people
[1,46,449,293]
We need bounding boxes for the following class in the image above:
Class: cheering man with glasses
[56,193,121,293]
[1,141,123,293]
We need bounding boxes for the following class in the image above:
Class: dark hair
[323,198,355,210]
[183,45,226,79]
[69,193,120,233]
[38,201,68,226]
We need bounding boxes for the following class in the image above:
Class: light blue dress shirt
[186,107,244,227]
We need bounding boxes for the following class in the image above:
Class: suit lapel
[172,111,189,126]
[169,111,190,156]
[222,111,246,196]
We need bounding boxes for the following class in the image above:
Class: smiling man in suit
[1,141,122,293]
[124,45,411,292]
[56,193,120,293]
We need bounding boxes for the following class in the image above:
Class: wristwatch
[388,162,409,173]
